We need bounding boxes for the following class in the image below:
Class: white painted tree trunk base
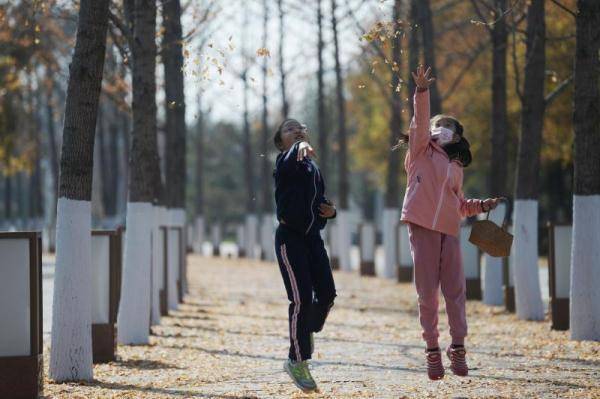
[150,206,164,326]
[169,208,187,295]
[380,208,399,279]
[245,214,259,259]
[210,224,222,257]
[118,202,153,344]
[50,198,93,382]
[260,214,275,261]
[483,256,504,305]
[482,203,507,306]
[512,200,544,320]
[193,216,205,254]
[337,210,352,271]
[570,195,600,340]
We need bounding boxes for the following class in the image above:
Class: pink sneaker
[425,349,445,380]
[446,346,468,376]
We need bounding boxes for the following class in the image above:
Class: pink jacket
[400,89,483,237]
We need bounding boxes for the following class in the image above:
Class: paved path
[44,255,598,398]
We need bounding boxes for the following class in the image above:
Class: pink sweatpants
[407,223,467,349]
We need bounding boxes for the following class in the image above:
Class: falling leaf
[256,47,271,57]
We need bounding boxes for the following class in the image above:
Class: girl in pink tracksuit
[400,66,500,380]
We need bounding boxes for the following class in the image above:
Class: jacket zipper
[305,163,318,234]
[432,163,451,229]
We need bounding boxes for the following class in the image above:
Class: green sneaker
[284,359,317,392]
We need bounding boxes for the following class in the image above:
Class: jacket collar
[429,139,449,159]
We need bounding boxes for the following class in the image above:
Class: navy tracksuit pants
[275,224,336,361]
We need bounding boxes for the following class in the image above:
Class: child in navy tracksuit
[273,118,337,393]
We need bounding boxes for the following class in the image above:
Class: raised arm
[409,88,431,157]
[409,66,435,158]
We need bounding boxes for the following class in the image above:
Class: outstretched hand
[412,65,436,90]
[297,142,316,161]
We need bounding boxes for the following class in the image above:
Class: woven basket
[468,199,513,258]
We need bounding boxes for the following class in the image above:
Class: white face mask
[431,126,455,146]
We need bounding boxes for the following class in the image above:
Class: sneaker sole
[283,363,317,393]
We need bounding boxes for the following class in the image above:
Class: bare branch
[433,0,466,16]
[108,25,131,68]
[469,0,493,34]
[545,75,573,106]
[470,0,523,30]
[108,7,133,46]
[549,0,576,18]
[441,38,491,100]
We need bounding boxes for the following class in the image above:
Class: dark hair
[273,118,300,151]
[444,136,472,167]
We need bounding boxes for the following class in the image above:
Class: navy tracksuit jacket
[273,141,337,362]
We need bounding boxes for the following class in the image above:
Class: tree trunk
[106,106,119,216]
[45,67,60,223]
[50,0,109,382]
[417,0,442,115]
[162,0,186,210]
[97,104,113,216]
[408,0,420,116]
[385,0,403,210]
[512,0,545,321]
[16,171,25,225]
[260,0,275,261]
[240,4,258,259]
[261,0,271,216]
[118,0,160,345]
[194,105,204,219]
[570,0,600,341]
[331,0,351,271]
[4,176,11,220]
[317,0,328,179]
[331,0,348,209]
[119,108,130,214]
[277,0,289,119]
[489,0,508,197]
[193,100,204,253]
[27,76,44,222]
[383,0,404,280]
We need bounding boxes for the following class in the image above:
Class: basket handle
[484,197,512,230]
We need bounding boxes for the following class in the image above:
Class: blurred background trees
[0,0,578,252]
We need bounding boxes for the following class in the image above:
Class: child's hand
[482,198,502,212]
[297,142,316,161]
[319,201,336,218]
[411,65,436,90]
